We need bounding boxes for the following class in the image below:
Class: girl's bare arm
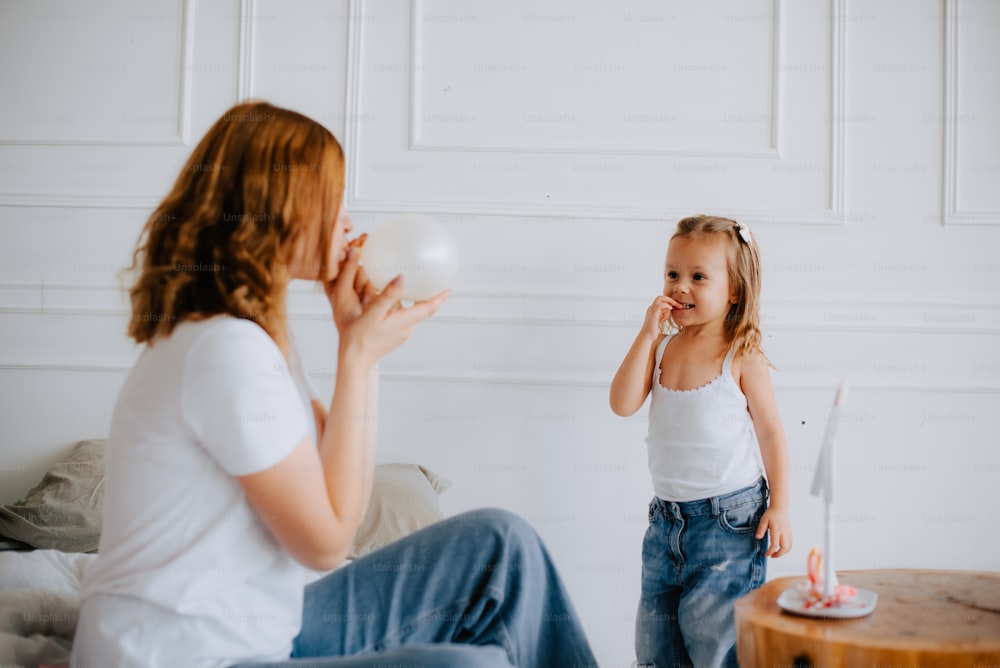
[741,352,792,558]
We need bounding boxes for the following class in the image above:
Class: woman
[72,101,596,668]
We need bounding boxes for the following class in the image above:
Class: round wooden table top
[735,569,1000,668]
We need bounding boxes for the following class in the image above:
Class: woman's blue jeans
[232,507,597,668]
[635,478,768,668]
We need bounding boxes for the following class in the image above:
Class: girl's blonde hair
[671,214,768,364]
[122,100,345,357]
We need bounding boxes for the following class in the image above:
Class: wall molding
[0,2,843,221]
[408,0,783,158]
[0,357,996,394]
[2,283,996,392]
[0,0,194,147]
[345,199,843,225]
[829,0,846,221]
[0,194,161,209]
[344,0,365,204]
[2,282,997,335]
[943,0,961,224]
[0,0,261,209]
[345,0,846,225]
[942,0,999,226]
[237,0,256,100]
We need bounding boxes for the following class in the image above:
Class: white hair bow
[734,220,753,245]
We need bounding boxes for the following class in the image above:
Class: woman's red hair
[123,100,345,356]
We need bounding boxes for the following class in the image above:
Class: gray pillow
[0,439,106,553]
[0,439,450,559]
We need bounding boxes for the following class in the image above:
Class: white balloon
[362,215,459,301]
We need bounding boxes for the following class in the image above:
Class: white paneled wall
[349,0,841,222]
[2,1,999,666]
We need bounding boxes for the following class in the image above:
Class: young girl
[610,215,791,668]
[72,101,596,668]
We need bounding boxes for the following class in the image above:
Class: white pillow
[348,463,451,559]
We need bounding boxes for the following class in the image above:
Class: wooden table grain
[734,570,1000,668]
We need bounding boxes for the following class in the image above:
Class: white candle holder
[778,379,878,619]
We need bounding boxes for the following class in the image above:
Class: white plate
[777,586,878,619]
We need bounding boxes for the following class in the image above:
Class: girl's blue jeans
[232,507,597,668]
[635,478,768,668]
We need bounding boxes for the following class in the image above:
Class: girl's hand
[756,507,792,558]
[641,295,685,340]
[327,245,448,367]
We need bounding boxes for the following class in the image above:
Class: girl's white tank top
[645,335,764,502]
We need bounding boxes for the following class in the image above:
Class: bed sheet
[0,549,336,667]
[0,549,94,667]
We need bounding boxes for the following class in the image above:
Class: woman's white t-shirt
[72,315,316,667]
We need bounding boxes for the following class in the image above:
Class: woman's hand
[641,295,684,340]
[326,242,448,367]
[324,234,376,324]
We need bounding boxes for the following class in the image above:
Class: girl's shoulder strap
[654,333,673,367]
[722,344,738,376]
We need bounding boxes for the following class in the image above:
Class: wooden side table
[735,570,1000,668]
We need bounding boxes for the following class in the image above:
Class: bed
[0,439,452,667]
